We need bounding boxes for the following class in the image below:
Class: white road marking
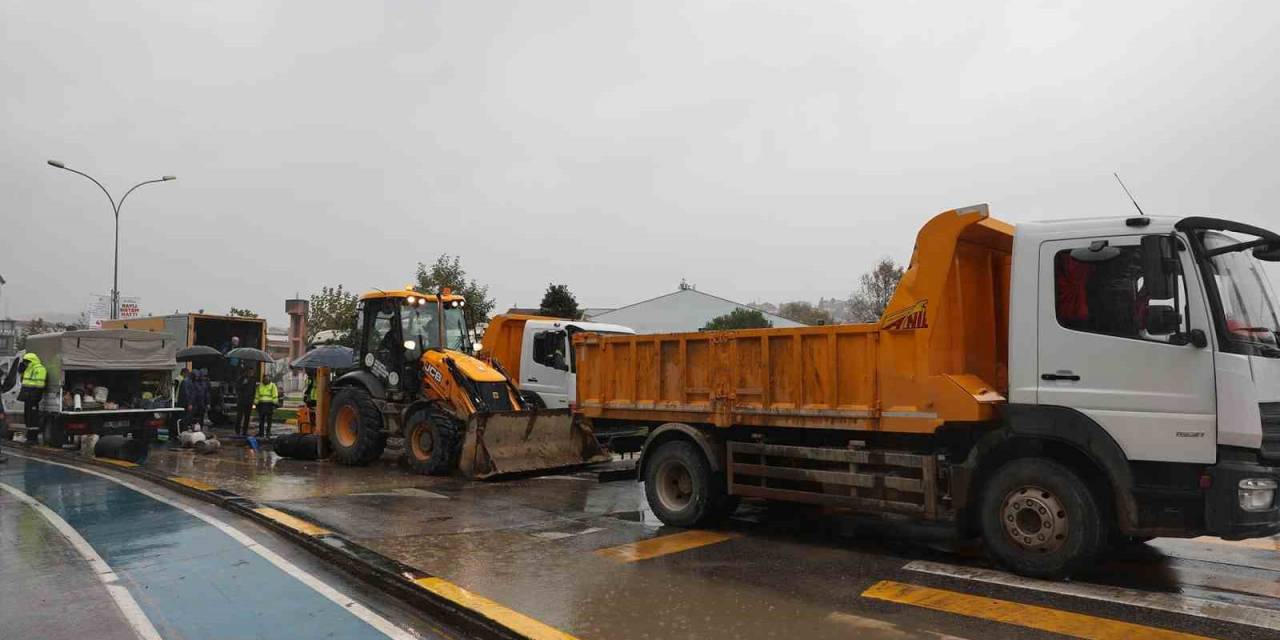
[354,488,449,499]
[1147,538,1280,571]
[827,611,970,639]
[531,527,604,541]
[533,475,592,482]
[8,452,420,640]
[904,560,1280,631]
[0,481,163,640]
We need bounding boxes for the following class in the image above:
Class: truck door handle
[527,377,538,383]
[1041,372,1081,381]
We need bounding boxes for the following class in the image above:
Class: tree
[415,254,495,327]
[778,301,833,326]
[229,307,258,318]
[538,283,581,319]
[17,318,53,350]
[703,308,773,331]
[307,285,359,348]
[847,257,905,322]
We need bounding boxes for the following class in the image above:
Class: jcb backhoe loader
[322,287,609,479]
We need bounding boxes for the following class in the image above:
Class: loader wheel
[402,409,460,476]
[327,389,386,466]
[980,458,1104,579]
[643,440,733,528]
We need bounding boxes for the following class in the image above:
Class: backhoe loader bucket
[458,409,611,480]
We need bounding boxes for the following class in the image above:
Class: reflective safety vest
[21,354,47,389]
[254,382,279,405]
[307,382,318,403]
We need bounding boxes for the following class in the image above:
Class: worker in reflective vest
[19,352,48,436]
[254,377,279,438]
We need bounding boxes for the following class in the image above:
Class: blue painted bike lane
[2,455,413,640]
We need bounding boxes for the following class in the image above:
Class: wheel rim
[409,423,434,461]
[654,459,694,512]
[335,406,358,448]
[1001,485,1069,553]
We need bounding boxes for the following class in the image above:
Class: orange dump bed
[575,205,1015,435]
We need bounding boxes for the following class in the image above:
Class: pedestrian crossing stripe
[862,580,1211,640]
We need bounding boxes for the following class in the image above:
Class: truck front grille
[1262,402,1280,463]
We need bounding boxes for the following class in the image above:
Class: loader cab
[355,289,471,399]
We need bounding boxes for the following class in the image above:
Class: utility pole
[47,161,176,319]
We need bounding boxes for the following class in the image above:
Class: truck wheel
[980,458,1104,579]
[643,440,731,528]
[402,409,460,475]
[328,389,386,465]
[518,390,546,410]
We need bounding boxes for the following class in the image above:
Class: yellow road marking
[96,458,138,468]
[861,580,1212,640]
[170,476,216,491]
[594,529,735,563]
[252,507,332,536]
[413,577,578,640]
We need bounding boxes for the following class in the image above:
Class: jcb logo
[881,300,928,331]
[425,364,444,384]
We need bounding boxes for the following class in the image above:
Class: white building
[586,284,804,334]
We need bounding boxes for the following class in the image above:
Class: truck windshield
[1203,231,1280,353]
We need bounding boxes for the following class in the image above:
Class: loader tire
[402,409,460,476]
[328,389,386,466]
[643,440,732,528]
[980,458,1104,579]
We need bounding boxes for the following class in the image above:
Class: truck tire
[980,458,1105,579]
[518,390,546,410]
[328,389,386,466]
[402,409,460,475]
[643,440,733,528]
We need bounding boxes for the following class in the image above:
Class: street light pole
[47,160,176,320]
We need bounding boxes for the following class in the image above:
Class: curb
[2,441,577,640]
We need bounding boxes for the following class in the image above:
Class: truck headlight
[1238,478,1277,512]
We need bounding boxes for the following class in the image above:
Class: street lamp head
[162,175,177,181]
[47,159,66,168]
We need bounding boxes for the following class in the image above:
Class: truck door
[1037,235,1217,463]
[521,324,570,408]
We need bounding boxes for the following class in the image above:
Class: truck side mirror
[1146,304,1181,335]
[1141,235,1176,300]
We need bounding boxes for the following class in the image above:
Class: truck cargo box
[575,206,1014,434]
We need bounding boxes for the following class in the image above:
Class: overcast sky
[4,1,1280,326]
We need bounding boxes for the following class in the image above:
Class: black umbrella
[290,345,356,371]
[225,347,274,364]
[177,345,222,362]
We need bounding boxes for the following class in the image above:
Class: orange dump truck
[575,204,1280,578]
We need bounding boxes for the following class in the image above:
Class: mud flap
[457,409,611,480]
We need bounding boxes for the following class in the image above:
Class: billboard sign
[87,294,141,329]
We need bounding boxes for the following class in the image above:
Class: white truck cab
[1008,214,1280,539]
[514,318,635,409]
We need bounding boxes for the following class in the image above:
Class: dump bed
[576,205,1015,435]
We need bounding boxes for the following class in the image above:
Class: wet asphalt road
[120,440,1280,640]
[0,452,460,640]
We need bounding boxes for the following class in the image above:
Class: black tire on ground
[643,439,733,528]
[518,390,546,410]
[980,457,1105,579]
[401,409,461,475]
[327,388,387,465]
[273,433,321,460]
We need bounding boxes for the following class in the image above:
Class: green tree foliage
[307,285,359,348]
[847,257,905,322]
[778,301,833,326]
[415,254,495,326]
[17,318,53,349]
[703,308,773,331]
[538,283,581,319]
[228,307,258,318]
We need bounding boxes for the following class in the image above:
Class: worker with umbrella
[226,346,276,438]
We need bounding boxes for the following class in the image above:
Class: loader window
[366,302,399,364]
[1054,246,1186,342]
